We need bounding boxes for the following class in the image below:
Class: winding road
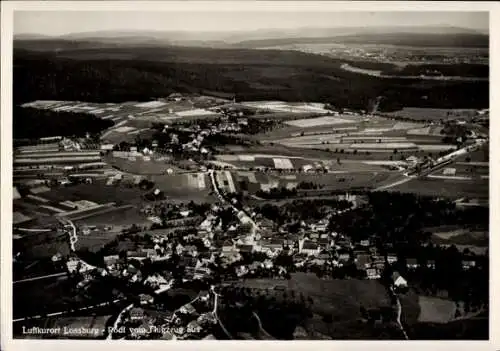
[210,285,233,339]
[389,287,409,340]
[251,312,276,340]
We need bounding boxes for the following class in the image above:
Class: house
[220,250,241,264]
[263,259,274,269]
[356,254,372,270]
[462,260,476,270]
[360,239,371,247]
[222,240,234,252]
[184,245,198,257]
[386,254,398,264]
[318,238,330,249]
[338,251,351,262]
[259,240,283,255]
[318,252,330,260]
[180,303,197,316]
[372,255,386,269]
[249,261,262,272]
[139,294,154,305]
[129,307,145,321]
[236,244,253,254]
[141,248,158,258]
[406,258,419,269]
[236,265,249,277]
[366,268,380,280]
[392,271,408,288]
[187,320,203,334]
[300,240,320,256]
[103,255,120,267]
[127,251,148,260]
[144,274,168,288]
[426,260,436,269]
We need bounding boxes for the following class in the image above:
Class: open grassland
[236,273,393,339]
[238,273,391,316]
[417,296,457,323]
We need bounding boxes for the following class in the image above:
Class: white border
[1,2,498,351]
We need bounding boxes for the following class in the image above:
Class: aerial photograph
[10,8,489,340]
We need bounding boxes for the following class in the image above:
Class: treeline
[383,63,489,78]
[377,80,488,112]
[329,191,488,244]
[13,106,114,139]
[14,49,488,111]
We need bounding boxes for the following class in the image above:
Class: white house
[299,239,320,256]
[392,271,408,288]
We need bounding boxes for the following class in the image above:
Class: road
[57,217,78,252]
[389,287,409,340]
[251,312,276,340]
[375,140,487,192]
[106,303,134,340]
[210,285,233,339]
[208,169,260,235]
[13,272,67,284]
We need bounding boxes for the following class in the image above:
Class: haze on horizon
[14,11,489,36]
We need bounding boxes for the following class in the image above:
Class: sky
[14,11,489,36]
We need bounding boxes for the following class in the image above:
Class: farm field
[39,181,147,206]
[104,154,179,175]
[381,108,478,121]
[285,115,356,127]
[232,168,400,195]
[428,162,489,179]
[150,173,217,203]
[73,206,148,227]
[429,228,488,247]
[388,177,489,200]
[16,232,71,260]
[74,231,125,252]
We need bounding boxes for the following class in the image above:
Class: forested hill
[14,48,489,111]
[13,106,115,139]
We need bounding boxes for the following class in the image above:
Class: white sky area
[14,11,489,35]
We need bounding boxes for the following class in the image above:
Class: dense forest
[14,48,489,111]
[382,63,489,78]
[13,106,114,139]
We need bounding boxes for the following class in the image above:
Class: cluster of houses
[119,290,217,340]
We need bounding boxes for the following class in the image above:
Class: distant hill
[14,26,488,50]
[233,33,489,49]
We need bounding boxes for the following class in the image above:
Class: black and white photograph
[1,1,496,347]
